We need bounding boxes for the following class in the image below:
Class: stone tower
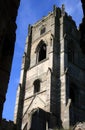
[14,5,85,130]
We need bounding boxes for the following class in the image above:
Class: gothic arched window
[36,40,47,63]
[33,79,41,94]
[40,27,46,35]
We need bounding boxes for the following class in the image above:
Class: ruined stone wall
[0,0,20,122]
[62,11,85,125]
[0,119,16,130]
[14,5,85,130]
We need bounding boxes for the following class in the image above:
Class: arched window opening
[38,43,46,62]
[36,40,47,63]
[40,27,46,35]
[33,79,41,94]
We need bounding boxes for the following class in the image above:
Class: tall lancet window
[36,40,47,63]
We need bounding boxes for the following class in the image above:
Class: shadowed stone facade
[14,5,85,130]
[79,0,85,53]
[0,119,16,130]
[0,0,20,123]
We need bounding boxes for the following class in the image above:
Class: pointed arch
[36,40,47,63]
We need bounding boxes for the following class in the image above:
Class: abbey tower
[14,5,85,130]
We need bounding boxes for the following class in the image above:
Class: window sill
[29,58,49,70]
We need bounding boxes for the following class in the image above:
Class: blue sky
[3,0,83,121]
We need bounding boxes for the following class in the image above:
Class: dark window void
[70,87,75,103]
[40,27,46,35]
[68,49,74,63]
[68,41,74,63]
[69,83,76,104]
[38,44,46,62]
[36,40,47,63]
[33,79,41,94]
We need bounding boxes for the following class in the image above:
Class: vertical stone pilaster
[59,16,69,129]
